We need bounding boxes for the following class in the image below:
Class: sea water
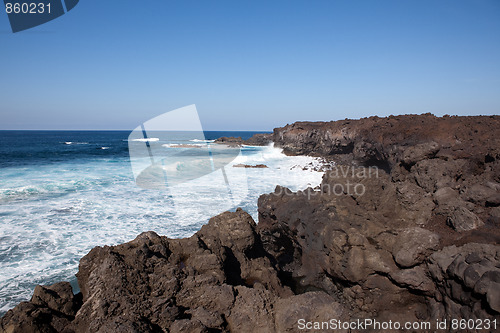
[0,131,323,314]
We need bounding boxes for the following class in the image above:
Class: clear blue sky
[0,0,499,130]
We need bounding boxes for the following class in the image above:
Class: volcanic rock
[3,114,500,332]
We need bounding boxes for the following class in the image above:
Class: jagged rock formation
[273,114,500,237]
[0,210,346,333]
[258,113,500,328]
[2,114,499,332]
[243,133,272,146]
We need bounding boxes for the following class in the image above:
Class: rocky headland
[2,114,500,332]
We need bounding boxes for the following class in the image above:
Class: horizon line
[0,129,273,132]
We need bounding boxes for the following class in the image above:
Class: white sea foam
[162,143,205,148]
[0,145,324,314]
[131,138,160,142]
[189,139,215,143]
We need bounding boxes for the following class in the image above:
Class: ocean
[0,130,323,314]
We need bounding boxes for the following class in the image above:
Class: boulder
[433,187,485,232]
[428,243,500,318]
[31,282,81,317]
[463,183,500,207]
[446,206,484,232]
[392,228,440,268]
[389,265,435,293]
[401,141,440,166]
[0,282,81,333]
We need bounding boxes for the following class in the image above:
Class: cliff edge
[2,114,500,332]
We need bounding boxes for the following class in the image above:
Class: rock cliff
[2,114,499,332]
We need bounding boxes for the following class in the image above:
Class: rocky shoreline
[2,114,500,332]
[213,134,272,147]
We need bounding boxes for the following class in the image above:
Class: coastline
[0,132,324,317]
[2,114,500,332]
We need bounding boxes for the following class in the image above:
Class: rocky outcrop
[273,114,500,235]
[427,243,500,318]
[243,133,272,146]
[233,164,268,168]
[2,114,500,332]
[258,178,499,326]
[214,133,272,147]
[273,114,500,166]
[1,210,346,333]
[0,282,82,333]
[213,136,244,146]
[256,114,500,327]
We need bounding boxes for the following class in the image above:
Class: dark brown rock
[214,134,272,146]
[213,136,243,146]
[3,114,500,332]
[446,206,484,231]
[31,282,81,317]
[0,282,81,333]
[243,133,272,146]
[428,243,500,319]
[392,227,440,267]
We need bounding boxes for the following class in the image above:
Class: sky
[0,0,499,130]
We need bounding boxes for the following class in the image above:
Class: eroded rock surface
[2,114,500,332]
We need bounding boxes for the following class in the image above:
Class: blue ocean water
[0,131,323,314]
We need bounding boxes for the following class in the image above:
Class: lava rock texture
[2,114,499,332]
